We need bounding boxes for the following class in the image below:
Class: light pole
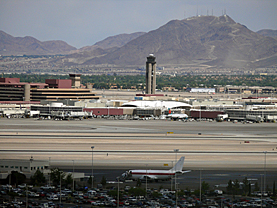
[48,157,51,186]
[72,160,75,192]
[145,164,148,198]
[200,169,202,203]
[60,171,62,204]
[260,174,264,204]
[171,161,173,191]
[174,149,179,208]
[108,177,122,208]
[91,146,94,189]
[26,185,28,208]
[117,177,120,208]
[174,149,179,190]
[263,151,267,194]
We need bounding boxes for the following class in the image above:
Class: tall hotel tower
[145,54,156,94]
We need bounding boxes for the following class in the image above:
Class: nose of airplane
[122,171,129,178]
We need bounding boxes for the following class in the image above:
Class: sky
[0,0,276,49]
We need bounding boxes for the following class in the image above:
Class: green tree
[227,180,233,194]
[50,168,65,186]
[242,177,249,195]
[128,187,146,196]
[7,171,26,186]
[254,181,260,192]
[233,179,240,195]
[108,190,121,199]
[64,173,73,188]
[4,73,277,89]
[201,181,210,192]
[136,179,142,187]
[30,169,46,186]
[87,176,96,188]
[88,176,92,188]
[100,176,107,187]
[151,191,162,198]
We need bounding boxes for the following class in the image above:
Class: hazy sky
[1,0,276,49]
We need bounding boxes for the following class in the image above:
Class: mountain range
[79,15,277,68]
[257,29,277,39]
[1,15,277,69]
[0,30,76,55]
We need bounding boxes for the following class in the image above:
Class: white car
[47,195,58,201]
[18,184,26,188]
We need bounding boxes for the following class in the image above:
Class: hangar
[121,100,191,118]
[121,100,191,109]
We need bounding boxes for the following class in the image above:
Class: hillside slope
[0,31,76,55]
[83,15,277,68]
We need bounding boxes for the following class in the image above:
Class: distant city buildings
[0,74,100,102]
[0,67,277,122]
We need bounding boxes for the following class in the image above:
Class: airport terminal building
[0,158,50,179]
[0,74,100,102]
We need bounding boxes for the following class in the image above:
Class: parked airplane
[167,113,188,120]
[121,157,190,181]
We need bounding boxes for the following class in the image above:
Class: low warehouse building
[0,158,50,179]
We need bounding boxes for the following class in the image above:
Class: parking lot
[1,182,277,207]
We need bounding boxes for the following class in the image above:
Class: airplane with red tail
[121,157,190,181]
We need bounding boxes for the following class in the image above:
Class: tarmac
[0,118,277,171]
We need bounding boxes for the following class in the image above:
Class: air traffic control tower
[146,54,156,94]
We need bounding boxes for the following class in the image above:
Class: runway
[0,118,277,171]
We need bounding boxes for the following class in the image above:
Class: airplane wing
[181,170,191,174]
[175,170,191,174]
[139,175,158,180]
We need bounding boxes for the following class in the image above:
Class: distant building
[69,74,81,88]
[0,158,85,181]
[31,102,88,119]
[146,54,156,94]
[0,158,50,179]
[45,79,71,88]
[226,105,277,121]
[121,100,191,117]
[0,74,100,102]
[122,100,191,109]
[187,88,215,93]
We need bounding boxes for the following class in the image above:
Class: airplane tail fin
[170,156,185,173]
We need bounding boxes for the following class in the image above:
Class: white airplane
[167,113,188,120]
[121,157,190,181]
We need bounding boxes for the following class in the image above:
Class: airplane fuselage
[129,170,175,180]
[121,157,188,182]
